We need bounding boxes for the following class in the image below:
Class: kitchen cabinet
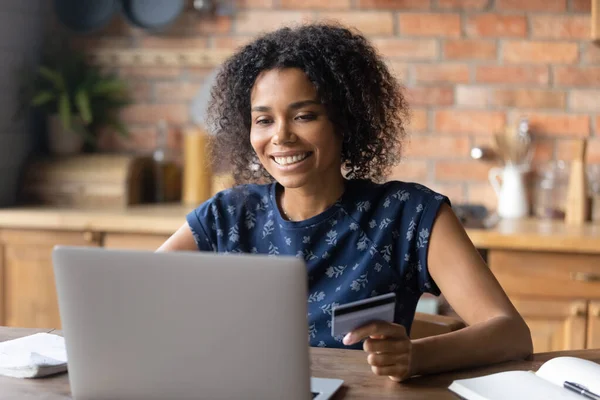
[589,301,600,349]
[488,250,600,352]
[103,233,170,251]
[0,229,101,328]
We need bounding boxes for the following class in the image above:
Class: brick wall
[67,0,600,210]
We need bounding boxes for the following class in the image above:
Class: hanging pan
[53,0,119,33]
[121,0,186,31]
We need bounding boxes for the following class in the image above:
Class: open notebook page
[535,356,600,395]
[448,370,583,400]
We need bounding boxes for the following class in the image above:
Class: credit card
[331,292,396,337]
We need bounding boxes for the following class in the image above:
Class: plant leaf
[31,91,55,106]
[75,89,92,124]
[91,79,126,96]
[109,118,129,138]
[38,66,64,90]
[58,93,71,131]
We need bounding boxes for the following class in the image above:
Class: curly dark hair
[207,22,409,184]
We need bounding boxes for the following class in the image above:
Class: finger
[363,337,410,354]
[370,364,408,378]
[367,353,399,367]
[343,322,408,345]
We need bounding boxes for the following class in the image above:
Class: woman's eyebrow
[251,99,320,113]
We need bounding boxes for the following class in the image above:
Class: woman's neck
[279,176,346,222]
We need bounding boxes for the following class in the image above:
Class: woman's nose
[272,120,296,145]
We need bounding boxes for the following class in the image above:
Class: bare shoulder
[156,222,198,252]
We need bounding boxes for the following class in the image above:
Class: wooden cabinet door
[588,301,600,349]
[0,229,101,329]
[103,233,170,251]
[511,297,587,353]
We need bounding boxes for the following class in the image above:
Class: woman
[158,22,532,382]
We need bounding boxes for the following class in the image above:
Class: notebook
[448,356,600,400]
[0,333,67,378]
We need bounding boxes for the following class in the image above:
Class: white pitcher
[488,164,529,219]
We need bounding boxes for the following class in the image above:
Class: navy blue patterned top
[186,179,450,349]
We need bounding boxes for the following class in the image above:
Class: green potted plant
[18,46,130,155]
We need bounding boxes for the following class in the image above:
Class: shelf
[86,48,233,68]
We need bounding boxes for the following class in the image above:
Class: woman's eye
[296,113,316,121]
[256,118,272,125]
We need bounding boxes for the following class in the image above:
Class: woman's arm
[409,203,533,377]
[156,222,199,252]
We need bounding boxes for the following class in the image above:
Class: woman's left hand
[342,321,413,382]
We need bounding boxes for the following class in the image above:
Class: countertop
[0,205,599,253]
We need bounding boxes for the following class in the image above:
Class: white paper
[0,333,67,378]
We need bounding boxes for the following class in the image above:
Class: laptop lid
[52,246,312,400]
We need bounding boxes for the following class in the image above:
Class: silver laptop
[52,246,343,400]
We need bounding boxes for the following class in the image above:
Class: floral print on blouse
[186,179,450,350]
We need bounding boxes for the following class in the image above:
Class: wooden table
[2,327,600,399]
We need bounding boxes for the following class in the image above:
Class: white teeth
[274,153,309,166]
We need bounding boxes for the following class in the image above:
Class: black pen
[564,381,600,400]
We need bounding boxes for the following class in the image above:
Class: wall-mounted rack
[86,49,234,68]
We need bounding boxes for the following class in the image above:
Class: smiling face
[250,68,343,190]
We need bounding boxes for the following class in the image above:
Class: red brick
[235,11,313,34]
[437,0,489,10]
[357,0,430,8]
[555,67,600,87]
[503,42,579,64]
[389,160,429,181]
[71,37,132,52]
[373,39,438,60]
[435,110,506,135]
[318,11,394,35]
[188,67,217,81]
[212,36,255,50]
[385,61,409,82]
[407,108,429,133]
[118,66,182,79]
[406,86,454,106]
[465,14,527,38]
[497,0,566,12]
[475,65,549,85]
[189,13,232,35]
[238,0,274,7]
[398,13,461,37]
[492,89,566,109]
[404,135,470,158]
[587,138,600,164]
[527,113,590,137]
[570,90,600,112]
[97,125,158,153]
[467,183,498,211]
[555,138,592,161]
[531,16,590,39]
[140,37,209,49]
[155,82,201,102]
[584,44,600,64]
[456,86,489,108]
[435,161,491,181]
[120,104,189,124]
[281,0,350,8]
[129,82,152,102]
[529,138,555,163]
[571,0,591,12]
[414,64,470,84]
[444,40,497,60]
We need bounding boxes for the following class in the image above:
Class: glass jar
[533,161,570,219]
